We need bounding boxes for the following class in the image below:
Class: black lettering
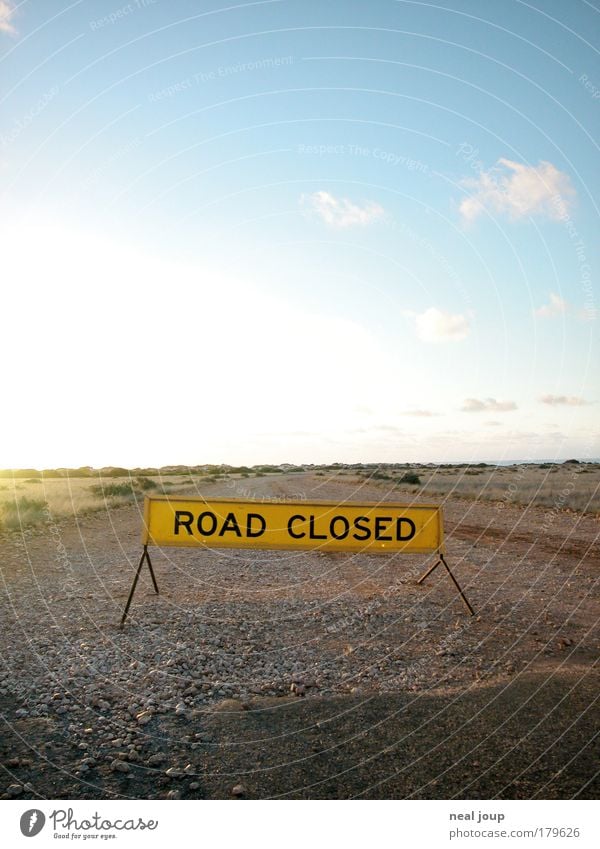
[246,513,266,537]
[288,515,306,538]
[219,511,242,536]
[174,510,193,535]
[352,516,371,540]
[197,511,217,536]
[330,516,350,540]
[375,517,393,540]
[309,515,327,540]
[396,517,416,541]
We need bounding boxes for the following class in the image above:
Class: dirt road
[0,473,598,799]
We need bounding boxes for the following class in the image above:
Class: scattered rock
[136,710,153,725]
[213,698,245,712]
[165,767,182,778]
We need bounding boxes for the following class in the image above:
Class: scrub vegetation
[357,461,600,513]
[0,461,598,531]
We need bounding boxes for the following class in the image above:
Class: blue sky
[1,0,598,466]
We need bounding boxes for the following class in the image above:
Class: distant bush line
[88,478,158,498]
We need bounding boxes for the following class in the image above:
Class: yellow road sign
[142,496,444,554]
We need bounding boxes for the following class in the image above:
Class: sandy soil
[0,473,598,799]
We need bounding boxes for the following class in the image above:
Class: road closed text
[173,509,417,543]
[142,497,444,553]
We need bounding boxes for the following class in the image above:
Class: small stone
[189,781,200,790]
[136,710,153,725]
[165,767,182,778]
[183,763,195,775]
[147,753,166,765]
[15,709,28,718]
[110,759,130,773]
[213,698,244,712]
[7,784,23,797]
[231,783,245,797]
[166,789,181,799]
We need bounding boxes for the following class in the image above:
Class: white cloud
[0,1,16,34]
[408,307,471,343]
[535,293,568,318]
[401,409,438,417]
[461,398,517,413]
[539,395,588,407]
[301,190,384,228]
[459,158,575,222]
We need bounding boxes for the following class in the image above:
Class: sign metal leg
[417,551,475,616]
[119,545,159,629]
[145,548,159,595]
[417,557,442,585]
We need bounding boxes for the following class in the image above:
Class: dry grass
[0,473,211,530]
[361,463,600,513]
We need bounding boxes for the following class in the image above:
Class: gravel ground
[0,473,598,799]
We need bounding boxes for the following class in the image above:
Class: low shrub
[135,477,157,491]
[400,472,421,485]
[1,497,49,529]
[88,483,135,498]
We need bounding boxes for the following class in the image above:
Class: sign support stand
[417,552,475,616]
[120,545,159,629]
[119,496,475,626]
